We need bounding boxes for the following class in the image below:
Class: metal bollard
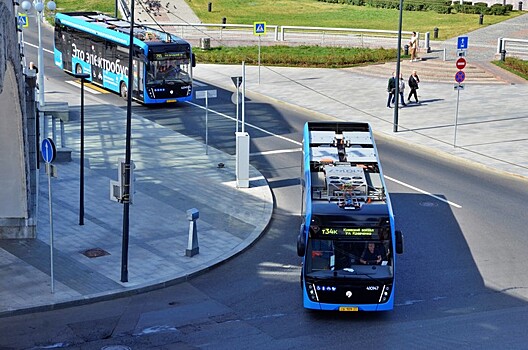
[222,17,227,29]
[404,44,409,56]
[433,27,439,39]
[519,1,523,11]
[186,208,199,257]
[479,14,484,25]
[501,49,507,61]
[208,2,212,12]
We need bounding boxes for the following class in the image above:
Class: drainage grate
[82,248,110,258]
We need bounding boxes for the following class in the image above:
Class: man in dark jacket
[386,72,396,108]
[407,70,420,103]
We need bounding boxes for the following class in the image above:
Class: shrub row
[317,0,513,15]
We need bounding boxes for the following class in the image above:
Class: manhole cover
[82,248,110,258]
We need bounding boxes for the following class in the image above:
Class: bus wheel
[120,82,128,100]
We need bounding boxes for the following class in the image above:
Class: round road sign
[455,70,466,83]
[456,57,467,70]
[41,138,56,163]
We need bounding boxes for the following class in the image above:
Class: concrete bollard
[186,208,199,257]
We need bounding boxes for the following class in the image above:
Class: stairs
[344,49,526,84]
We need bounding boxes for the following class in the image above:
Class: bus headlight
[307,283,319,302]
[379,285,391,303]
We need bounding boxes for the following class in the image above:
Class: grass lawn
[185,0,523,40]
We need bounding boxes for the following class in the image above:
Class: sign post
[41,138,56,293]
[195,89,217,155]
[231,76,243,133]
[453,45,467,147]
[253,21,266,84]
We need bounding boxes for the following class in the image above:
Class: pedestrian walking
[392,74,407,107]
[409,31,419,62]
[386,72,396,108]
[407,70,420,103]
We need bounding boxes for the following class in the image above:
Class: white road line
[65,80,102,94]
[186,100,303,146]
[384,175,462,208]
[250,148,302,156]
[187,101,461,208]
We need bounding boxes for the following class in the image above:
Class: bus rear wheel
[120,82,128,100]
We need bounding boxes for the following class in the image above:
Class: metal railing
[140,22,424,49]
[497,37,528,59]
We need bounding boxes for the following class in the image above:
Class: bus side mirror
[297,224,306,257]
[396,230,404,254]
[191,53,196,68]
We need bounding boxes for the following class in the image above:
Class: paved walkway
[1,5,527,318]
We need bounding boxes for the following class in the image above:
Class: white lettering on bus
[71,43,128,76]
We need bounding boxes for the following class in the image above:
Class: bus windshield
[147,59,191,85]
[305,238,393,279]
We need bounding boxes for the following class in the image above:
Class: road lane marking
[187,101,462,209]
[384,175,462,208]
[66,80,103,94]
[250,148,302,157]
[186,101,303,146]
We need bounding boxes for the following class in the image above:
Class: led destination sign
[319,227,376,236]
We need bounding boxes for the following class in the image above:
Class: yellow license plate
[166,99,177,103]
[339,307,358,312]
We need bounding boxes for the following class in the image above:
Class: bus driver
[360,242,385,265]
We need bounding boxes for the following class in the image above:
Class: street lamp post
[74,73,90,226]
[21,0,56,108]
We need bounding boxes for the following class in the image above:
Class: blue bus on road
[54,12,195,104]
[297,122,404,311]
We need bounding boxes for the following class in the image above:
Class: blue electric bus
[53,12,195,104]
[297,122,403,311]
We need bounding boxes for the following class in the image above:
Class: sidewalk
[0,95,273,317]
[1,5,527,318]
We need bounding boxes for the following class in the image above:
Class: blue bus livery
[54,12,195,104]
[297,122,403,311]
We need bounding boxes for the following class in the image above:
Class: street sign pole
[195,89,218,154]
[454,86,460,147]
[41,138,56,293]
[258,35,261,85]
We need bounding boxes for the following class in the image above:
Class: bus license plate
[339,307,358,312]
[166,99,177,103]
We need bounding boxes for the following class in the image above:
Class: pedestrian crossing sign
[18,13,29,28]
[253,22,266,36]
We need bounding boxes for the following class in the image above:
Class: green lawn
[185,0,522,40]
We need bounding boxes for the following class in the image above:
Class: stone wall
[0,0,37,238]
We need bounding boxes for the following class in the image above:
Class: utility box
[235,132,250,188]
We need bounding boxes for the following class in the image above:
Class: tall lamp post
[121,0,136,283]
[74,73,90,226]
[393,0,404,132]
[21,0,56,108]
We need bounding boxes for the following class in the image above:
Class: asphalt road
[5,24,528,350]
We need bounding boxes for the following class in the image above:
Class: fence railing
[497,37,528,59]
[141,22,428,50]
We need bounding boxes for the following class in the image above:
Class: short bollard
[479,14,484,25]
[186,208,199,257]
[433,27,439,39]
[501,49,507,61]
[404,44,409,56]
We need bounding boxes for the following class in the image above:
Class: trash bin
[404,44,409,56]
[519,1,523,11]
[200,37,210,50]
